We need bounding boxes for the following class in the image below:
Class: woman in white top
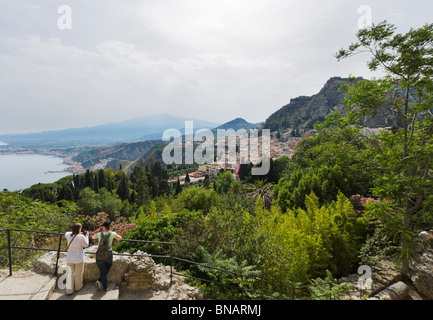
[64,223,89,294]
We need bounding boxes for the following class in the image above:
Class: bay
[0,154,71,191]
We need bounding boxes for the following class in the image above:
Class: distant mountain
[263,77,393,132]
[0,114,221,147]
[73,117,261,171]
[212,118,261,134]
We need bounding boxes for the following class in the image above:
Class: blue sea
[0,153,70,191]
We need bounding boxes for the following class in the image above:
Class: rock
[368,281,409,300]
[370,260,403,293]
[408,249,433,299]
[338,260,403,300]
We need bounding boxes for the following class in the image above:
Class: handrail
[0,228,367,300]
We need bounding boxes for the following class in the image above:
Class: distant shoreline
[0,149,86,175]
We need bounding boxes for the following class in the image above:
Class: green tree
[336,21,433,275]
[84,169,93,190]
[98,169,107,190]
[214,171,235,194]
[135,172,150,206]
[117,171,130,202]
[243,180,274,209]
[274,126,374,212]
[176,187,220,214]
[76,187,122,220]
[174,177,182,196]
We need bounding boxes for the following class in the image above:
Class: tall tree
[98,169,107,190]
[84,169,93,190]
[136,172,150,206]
[336,21,433,275]
[175,177,183,196]
[117,171,130,201]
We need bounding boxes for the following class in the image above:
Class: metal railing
[0,228,368,300]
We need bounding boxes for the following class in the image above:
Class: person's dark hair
[102,221,111,230]
[71,223,82,235]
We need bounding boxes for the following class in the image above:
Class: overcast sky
[0,0,431,134]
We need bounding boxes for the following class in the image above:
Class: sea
[0,153,71,191]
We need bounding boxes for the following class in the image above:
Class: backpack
[96,232,111,260]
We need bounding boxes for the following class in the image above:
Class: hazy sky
[0,0,431,134]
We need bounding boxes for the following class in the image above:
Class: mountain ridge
[73,117,259,170]
[0,114,221,147]
[263,76,393,132]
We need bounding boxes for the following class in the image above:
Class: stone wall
[35,245,202,300]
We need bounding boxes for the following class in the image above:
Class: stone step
[48,281,119,300]
[0,270,56,300]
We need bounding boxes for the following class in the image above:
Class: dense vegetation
[1,21,433,299]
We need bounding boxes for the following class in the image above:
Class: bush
[359,227,397,266]
[176,187,220,214]
[115,210,203,257]
[76,187,122,219]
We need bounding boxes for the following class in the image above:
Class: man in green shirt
[92,221,122,291]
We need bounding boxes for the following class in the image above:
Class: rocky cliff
[264,76,393,132]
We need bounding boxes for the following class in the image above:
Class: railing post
[54,233,63,276]
[170,244,173,287]
[7,229,12,276]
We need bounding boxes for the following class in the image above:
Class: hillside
[73,139,163,168]
[73,117,258,171]
[264,77,393,132]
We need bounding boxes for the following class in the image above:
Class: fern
[197,246,262,299]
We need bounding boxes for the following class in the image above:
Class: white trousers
[65,262,84,294]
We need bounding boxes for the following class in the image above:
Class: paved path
[0,270,119,300]
[0,270,56,300]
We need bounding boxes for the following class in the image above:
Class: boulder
[408,249,433,299]
[338,259,403,299]
[368,281,409,300]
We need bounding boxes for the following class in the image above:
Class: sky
[0,0,431,134]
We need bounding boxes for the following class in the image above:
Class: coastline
[0,147,86,175]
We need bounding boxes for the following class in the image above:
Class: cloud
[0,0,432,134]
[0,34,297,133]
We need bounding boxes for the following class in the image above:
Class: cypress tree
[175,178,182,196]
[98,169,106,189]
[84,169,93,189]
[136,173,149,206]
[117,172,130,201]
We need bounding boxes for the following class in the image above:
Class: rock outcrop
[368,281,409,300]
[408,248,433,299]
[338,259,404,300]
[338,248,433,300]
[35,245,202,300]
